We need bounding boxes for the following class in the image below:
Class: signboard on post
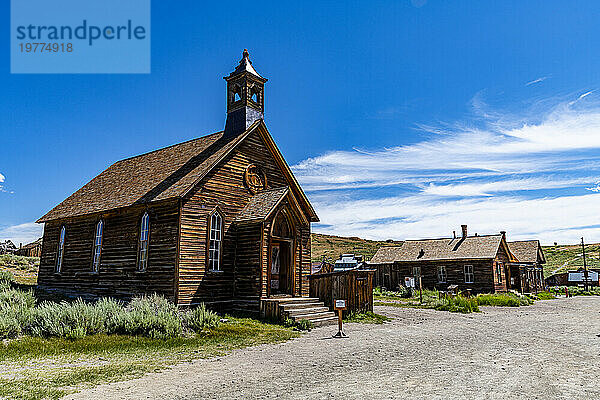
[333,299,347,338]
[405,277,415,288]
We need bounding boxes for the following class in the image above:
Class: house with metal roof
[369,225,518,294]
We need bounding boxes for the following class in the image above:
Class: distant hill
[311,233,403,263]
[542,243,600,277]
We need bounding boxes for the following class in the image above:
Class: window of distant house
[413,266,421,277]
[496,263,503,283]
[56,226,66,273]
[208,210,223,271]
[464,264,474,284]
[137,212,150,272]
[92,220,104,273]
[437,265,447,283]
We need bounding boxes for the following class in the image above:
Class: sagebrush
[0,288,220,340]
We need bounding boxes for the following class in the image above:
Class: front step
[285,306,330,317]
[261,297,338,327]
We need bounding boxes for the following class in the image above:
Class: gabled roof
[369,246,405,264]
[370,234,512,263]
[235,186,289,223]
[38,121,318,223]
[508,240,546,264]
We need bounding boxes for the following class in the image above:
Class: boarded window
[92,220,103,273]
[138,212,150,272]
[208,211,223,271]
[56,226,66,273]
[464,264,474,283]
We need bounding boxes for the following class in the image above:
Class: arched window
[208,210,223,271]
[272,210,291,238]
[138,212,150,272]
[92,220,103,272]
[56,226,66,273]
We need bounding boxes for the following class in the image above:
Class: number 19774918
[19,43,73,53]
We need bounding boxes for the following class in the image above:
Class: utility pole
[581,237,589,292]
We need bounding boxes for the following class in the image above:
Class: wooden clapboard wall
[177,128,300,306]
[38,201,179,301]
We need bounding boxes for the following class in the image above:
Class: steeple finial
[230,48,263,78]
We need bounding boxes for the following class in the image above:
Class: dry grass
[311,233,402,262]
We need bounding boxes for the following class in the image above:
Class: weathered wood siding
[308,269,374,316]
[177,129,309,306]
[493,245,511,292]
[372,259,497,294]
[38,201,179,301]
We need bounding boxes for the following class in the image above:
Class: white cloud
[526,76,549,86]
[0,222,43,247]
[295,93,600,245]
[312,192,600,245]
[0,173,5,183]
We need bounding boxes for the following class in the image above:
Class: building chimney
[500,230,506,239]
[453,231,456,239]
[461,225,468,238]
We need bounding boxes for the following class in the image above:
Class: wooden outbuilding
[369,225,518,294]
[15,238,43,258]
[36,51,319,314]
[507,240,546,293]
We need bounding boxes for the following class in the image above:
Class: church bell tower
[224,49,268,136]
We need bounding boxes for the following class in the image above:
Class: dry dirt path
[67,297,600,400]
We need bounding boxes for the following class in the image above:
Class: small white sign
[405,277,415,288]
[335,300,346,308]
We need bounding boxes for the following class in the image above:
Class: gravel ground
[67,297,600,400]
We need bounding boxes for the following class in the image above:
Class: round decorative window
[244,164,267,194]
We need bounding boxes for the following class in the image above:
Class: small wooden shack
[15,238,43,258]
[36,51,321,316]
[369,225,517,294]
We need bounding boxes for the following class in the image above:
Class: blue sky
[2,0,600,245]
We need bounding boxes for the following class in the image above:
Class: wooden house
[15,238,43,258]
[369,225,517,294]
[507,240,546,293]
[36,50,320,314]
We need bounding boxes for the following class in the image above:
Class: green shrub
[477,293,532,307]
[184,303,220,332]
[547,286,600,296]
[0,270,15,285]
[294,319,314,331]
[116,294,183,339]
[536,291,555,300]
[436,296,479,313]
[282,318,313,330]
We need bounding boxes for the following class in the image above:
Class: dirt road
[67,297,600,399]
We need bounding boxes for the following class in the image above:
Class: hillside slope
[311,233,403,263]
[542,244,600,277]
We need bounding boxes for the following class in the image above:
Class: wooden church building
[37,50,319,312]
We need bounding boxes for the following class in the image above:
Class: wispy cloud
[0,222,43,246]
[294,92,600,244]
[525,76,549,86]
